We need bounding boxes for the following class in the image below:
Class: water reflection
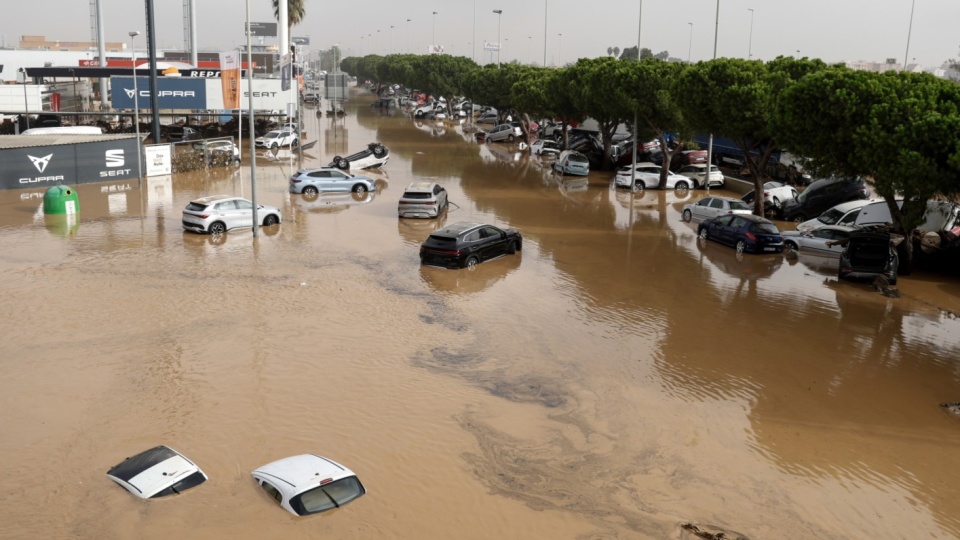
[419,253,521,296]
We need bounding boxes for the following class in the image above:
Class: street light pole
[902,0,916,72]
[543,0,548,67]
[432,11,438,53]
[244,0,259,238]
[630,0,643,191]
[558,33,562,66]
[129,31,142,188]
[493,10,503,67]
[705,0,720,193]
[687,22,693,62]
[406,19,412,53]
[747,8,755,59]
[473,0,477,62]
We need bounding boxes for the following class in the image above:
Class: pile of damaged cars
[107,445,366,516]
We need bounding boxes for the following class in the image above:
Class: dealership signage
[111,77,207,109]
[246,22,277,37]
[0,138,139,190]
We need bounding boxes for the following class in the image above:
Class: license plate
[764,247,777,251]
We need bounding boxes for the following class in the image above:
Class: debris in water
[872,276,900,298]
[299,282,308,287]
[940,402,960,415]
[680,523,751,540]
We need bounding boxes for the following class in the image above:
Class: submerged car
[741,181,798,213]
[252,454,366,516]
[484,123,520,143]
[106,445,207,499]
[255,129,299,150]
[796,199,872,233]
[780,176,869,222]
[191,140,240,164]
[781,225,857,257]
[838,231,899,285]
[681,196,752,222]
[398,181,448,218]
[329,143,390,170]
[553,150,590,176]
[697,214,785,255]
[420,221,522,269]
[614,162,694,190]
[289,168,377,196]
[530,139,561,157]
[677,163,724,188]
[182,195,282,234]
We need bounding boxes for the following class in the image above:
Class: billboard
[205,78,287,110]
[111,77,207,109]
[246,22,277,37]
[0,137,140,190]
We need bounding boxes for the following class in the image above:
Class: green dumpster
[43,185,80,215]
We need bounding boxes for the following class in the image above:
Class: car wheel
[302,186,319,196]
[793,214,806,223]
[698,228,709,241]
[682,209,692,222]
[373,144,386,157]
[209,221,226,234]
[508,134,515,143]
[736,240,747,254]
[465,256,479,269]
[675,180,690,190]
[415,110,423,118]
[352,184,367,195]
[773,196,781,208]
[263,214,279,226]
[271,142,279,150]
[507,241,517,254]
[335,157,349,170]
[784,240,798,251]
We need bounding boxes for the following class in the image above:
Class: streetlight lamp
[128,30,142,185]
[432,11,438,53]
[902,0,916,72]
[747,8,755,59]
[493,10,503,67]
[687,22,693,62]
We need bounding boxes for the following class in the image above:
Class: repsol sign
[111,76,206,109]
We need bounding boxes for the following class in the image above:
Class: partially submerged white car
[252,454,366,516]
[106,445,208,499]
[329,142,390,170]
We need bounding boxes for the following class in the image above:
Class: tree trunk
[657,133,678,190]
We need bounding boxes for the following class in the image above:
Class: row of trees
[341,53,960,267]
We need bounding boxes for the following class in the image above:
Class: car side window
[331,171,348,179]
[260,481,283,504]
[216,200,238,211]
[235,200,253,210]
[709,198,725,209]
[308,171,329,178]
[464,231,481,242]
[716,215,734,226]
[839,209,860,224]
[433,186,442,195]
[481,226,501,238]
[698,198,712,207]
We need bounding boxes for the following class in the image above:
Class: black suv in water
[420,222,522,269]
[779,176,869,222]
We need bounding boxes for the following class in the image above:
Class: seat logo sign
[106,149,124,167]
[28,154,53,173]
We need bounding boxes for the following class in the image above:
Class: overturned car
[329,142,390,171]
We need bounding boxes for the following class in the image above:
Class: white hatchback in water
[106,445,208,499]
[252,454,366,516]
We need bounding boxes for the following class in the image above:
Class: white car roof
[106,445,206,499]
[830,199,873,213]
[191,194,237,204]
[252,454,356,496]
[405,181,436,191]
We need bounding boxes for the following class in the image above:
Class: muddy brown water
[2,90,960,539]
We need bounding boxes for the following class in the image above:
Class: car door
[714,215,740,245]
[691,197,713,220]
[462,229,483,260]
[214,200,242,229]
[824,229,850,256]
[706,197,727,219]
[329,170,352,192]
[307,170,331,190]
[480,226,507,258]
[234,198,255,228]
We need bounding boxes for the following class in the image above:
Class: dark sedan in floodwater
[697,214,784,255]
[420,222,522,269]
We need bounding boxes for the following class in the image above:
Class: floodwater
[3,90,960,540]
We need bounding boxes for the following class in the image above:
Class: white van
[21,126,104,135]
[854,199,960,232]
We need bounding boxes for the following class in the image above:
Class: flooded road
[2,90,960,539]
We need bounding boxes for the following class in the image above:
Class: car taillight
[746,232,757,241]
[198,214,209,219]
[291,179,301,183]
[762,191,769,196]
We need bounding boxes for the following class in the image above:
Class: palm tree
[272,0,305,27]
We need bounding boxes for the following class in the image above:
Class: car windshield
[568,154,588,163]
[290,476,365,515]
[750,222,780,234]
[817,208,843,225]
[403,192,432,200]
[729,200,750,211]
[264,131,280,138]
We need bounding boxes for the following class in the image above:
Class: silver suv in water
[398,182,448,218]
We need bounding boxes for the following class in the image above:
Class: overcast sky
[1,0,958,68]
